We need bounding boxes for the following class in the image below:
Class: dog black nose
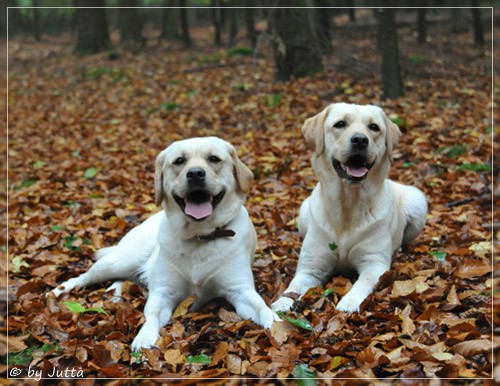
[187,168,206,185]
[350,134,369,149]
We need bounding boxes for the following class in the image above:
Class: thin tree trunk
[245,0,257,47]
[376,7,403,99]
[179,0,192,49]
[227,2,238,47]
[119,0,145,47]
[417,4,427,43]
[470,0,484,47]
[160,0,178,41]
[74,0,111,55]
[271,3,323,81]
[33,0,41,41]
[314,0,333,54]
[212,0,222,46]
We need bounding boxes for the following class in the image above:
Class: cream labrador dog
[272,103,427,313]
[50,137,278,350]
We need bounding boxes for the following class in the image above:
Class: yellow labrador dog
[272,103,427,313]
[51,137,278,350]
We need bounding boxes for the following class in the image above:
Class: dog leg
[272,237,334,312]
[401,186,427,246]
[131,286,179,351]
[226,285,280,328]
[336,261,388,313]
[50,248,140,298]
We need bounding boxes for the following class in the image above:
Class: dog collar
[196,227,236,241]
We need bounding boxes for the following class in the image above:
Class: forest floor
[3,18,498,383]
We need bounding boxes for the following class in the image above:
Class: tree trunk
[347,0,356,23]
[227,3,238,48]
[179,0,192,49]
[376,7,402,99]
[118,0,145,47]
[314,0,333,54]
[33,0,41,41]
[470,0,484,47]
[74,0,111,55]
[417,4,427,43]
[270,4,323,81]
[211,0,222,46]
[245,1,257,47]
[160,0,178,41]
[8,0,26,38]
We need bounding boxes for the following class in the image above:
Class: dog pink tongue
[346,166,368,178]
[185,201,213,220]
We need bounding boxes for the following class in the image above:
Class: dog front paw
[271,296,295,313]
[131,325,160,352]
[336,295,361,313]
[48,287,64,298]
[259,308,281,329]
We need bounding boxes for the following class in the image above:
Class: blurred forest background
[2,1,498,381]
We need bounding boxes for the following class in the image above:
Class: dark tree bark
[245,0,257,47]
[160,0,179,41]
[211,0,222,46]
[270,4,323,81]
[376,7,402,99]
[33,0,41,41]
[179,0,192,49]
[417,4,427,43]
[314,0,333,54]
[347,0,355,22]
[74,0,111,54]
[118,0,145,47]
[227,3,238,47]
[470,0,484,47]
[8,0,26,38]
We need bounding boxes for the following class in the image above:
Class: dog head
[302,103,401,184]
[154,137,253,223]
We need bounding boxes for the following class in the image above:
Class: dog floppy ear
[155,149,167,207]
[383,112,402,163]
[301,104,332,156]
[228,144,254,194]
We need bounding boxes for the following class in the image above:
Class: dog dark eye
[208,155,222,163]
[173,157,186,166]
[368,123,380,132]
[334,121,346,129]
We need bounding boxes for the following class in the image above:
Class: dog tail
[95,246,117,260]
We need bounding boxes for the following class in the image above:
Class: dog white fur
[272,103,427,313]
[51,137,278,350]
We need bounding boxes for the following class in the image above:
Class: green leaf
[131,352,143,364]
[329,242,337,251]
[228,46,255,56]
[322,288,334,298]
[50,224,64,232]
[82,307,108,315]
[445,145,467,158]
[186,354,212,365]
[429,250,447,263]
[63,300,86,314]
[277,311,314,331]
[64,235,79,250]
[161,101,180,111]
[293,364,317,386]
[391,117,406,127]
[33,160,45,168]
[63,200,81,209]
[84,167,97,179]
[458,163,492,172]
[265,94,282,108]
